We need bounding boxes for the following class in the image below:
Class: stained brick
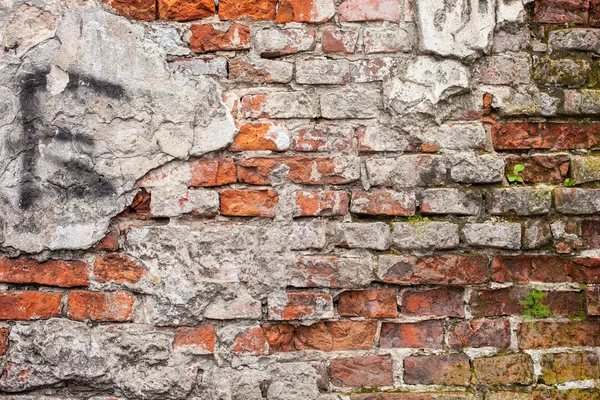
[190,24,251,53]
[295,320,377,351]
[322,27,359,53]
[0,292,62,320]
[0,328,8,356]
[505,154,570,184]
[583,220,600,249]
[350,189,416,216]
[232,326,269,355]
[93,254,147,284]
[518,321,600,349]
[474,354,534,385]
[158,0,215,20]
[402,287,464,317]
[230,123,290,152]
[255,28,317,58]
[534,0,590,24]
[292,254,374,289]
[220,189,279,218]
[228,59,293,84]
[588,285,600,315]
[268,292,333,321]
[330,356,394,387]
[237,156,359,185]
[404,354,471,386]
[262,324,295,353]
[0,257,89,287]
[492,122,600,151]
[219,0,276,20]
[339,0,401,22]
[448,319,511,349]
[294,190,349,217]
[67,291,135,322]
[173,325,215,353]
[338,288,398,318]
[276,0,335,23]
[377,255,490,285]
[240,92,320,119]
[380,320,444,349]
[472,287,583,318]
[540,352,599,384]
[104,0,156,21]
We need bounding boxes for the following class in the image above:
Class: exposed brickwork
[6,0,600,397]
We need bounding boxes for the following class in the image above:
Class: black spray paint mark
[18,70,127,209]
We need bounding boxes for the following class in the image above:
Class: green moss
[520,288,552,319]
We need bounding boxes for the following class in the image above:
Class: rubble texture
[0,0,599,399]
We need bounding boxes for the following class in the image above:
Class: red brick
[541,352,599,384]
[350,189,415,216]
[262,324,295,353]
[119,188,152,219]
[330,356,393,387]
[219,0,276,20]
[67,291,134,322]
[378,255,491,285]
[534,0,589,24]
[93,254,147,284]
[232,326,269,355]
[0,257,89,287]
[338,288,398,318]
[505,154,570,184]
[190,24,251,53]
[268,292,332,320]
[492,122,600,151]
[0,292,62,320]
[583,220,600,249]
[474,354,534,385]
[220,189,279,218]
[295,320,377,351]
[293,255,372,289]
[158,0,215,20]
[237,156,358,185]
[230,123,290,152]
[0,328,8,356]
[173,325,215,353]
[322,27,359,53]
[518,321,600,349]
[493,256,600,283]
[402,288,464,317]
[189,158,237,187]
[290,123,354,152]
[404,354,471,386]
[104,0,156,21]
[276,0,335,22]
[592,0,600,26]
[352,394,477,400]
[380,320,444,349]
[93,228,120,252]
[588,285,600,315]
[449,319,511,349]
[339,0,401,22]
[470,287,583,318]
[294,191,349,217]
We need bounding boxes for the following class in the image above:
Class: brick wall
[1,0,600,398]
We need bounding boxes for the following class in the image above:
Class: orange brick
[295,320,377,351]
[0,257,89,287]
[158,0,215,20]
[0,292,62,320]
[104,0,156,21]
[220,189,279,218]
[94,254,147,284]
[230,123,290,152]
[338,288,398,318]
[190,24,251,53]
[276,0,335,23]
[173,325,215,353]
[0,328,8,356]
[219,0,276,20]
[68,291,135,322]
[294,190,349,217]
[232,326,269,355]
[262,324,295,353]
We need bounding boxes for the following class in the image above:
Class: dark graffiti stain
[17,70,126,209]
